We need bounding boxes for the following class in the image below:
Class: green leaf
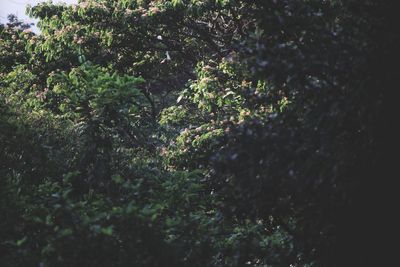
[16,237,27,246]
[101,226,113,236]
[177,94,184,103]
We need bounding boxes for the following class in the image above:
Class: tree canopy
[1,1,395,266]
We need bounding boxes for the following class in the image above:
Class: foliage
[1,0,394,266]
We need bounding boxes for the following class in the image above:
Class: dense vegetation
[0,1,396,266]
